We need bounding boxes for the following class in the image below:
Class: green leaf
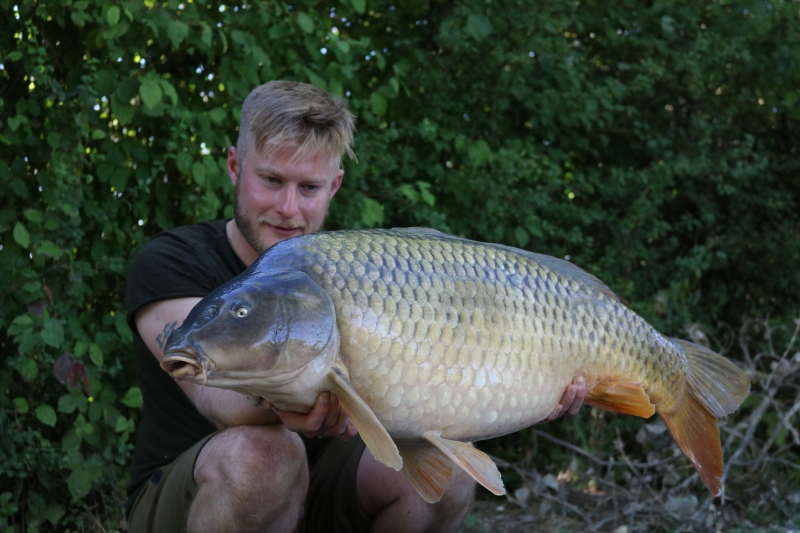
[114,415,129,432]
[58,394,77,414]
[201,24,213,49]
[42,318,65,348]
[159,79,179,105]
[398,184,420,202]
[349,0,366,14]
[20,358,38,381]
[661,15,675,34]
[13,222,30,248]
[388,77,400,97]
[176,151,193,172]
[36,405,57,427]
[370,92,387,116]
[13,397,29,413]
[515,227,530,248]
[68,460,101,499]
[297,12,314,34]
[91,129,107,139]
[335,40,351,53]
[418,118,437,141]
[139,80,163,109]
[37,240,63,258]
[360,197,384,227]
[112,94,135,124]
[106,5,120,26]
[8,114,27,131]
[62,430,82,452]
[121,387,143,408]
[89,343,103,367]
[24,209,44,224]
[465,14,492,41]
[208,107,226,124]
[417,181,436,207]
[168,20,190,48]
[45,503,65,526]
[469,140,493,167]
[192,161,207,186]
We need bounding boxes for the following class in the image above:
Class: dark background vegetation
[1,0,798,530]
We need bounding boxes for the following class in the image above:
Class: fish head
[161,269,339,405]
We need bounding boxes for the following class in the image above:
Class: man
[125,80,586,533]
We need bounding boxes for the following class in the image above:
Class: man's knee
[437,467,476,517]
[194,426,308,516]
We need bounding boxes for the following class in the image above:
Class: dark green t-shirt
[124,219,247,515]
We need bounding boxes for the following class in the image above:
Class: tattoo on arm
[156,321,178,349]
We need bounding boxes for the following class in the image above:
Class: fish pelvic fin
[584,381,656,418]
[397,443,455,503]
[421,431,505,497]
[327,364,402,471]
[657,339,750,497]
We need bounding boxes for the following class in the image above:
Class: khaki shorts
[127,433,373,533]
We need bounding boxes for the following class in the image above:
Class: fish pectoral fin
[327,366,402,471]
[421,431,505,496]
[584,381,656,418]
[398,443,455,503]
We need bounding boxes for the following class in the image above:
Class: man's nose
[275,185,299,217]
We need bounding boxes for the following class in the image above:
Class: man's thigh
[302,435,374,533]
[127,433,215,533]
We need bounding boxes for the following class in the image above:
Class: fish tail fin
[658,339,750,496]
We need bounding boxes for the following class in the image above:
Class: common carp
[161,228,749,502]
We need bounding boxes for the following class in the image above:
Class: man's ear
[227,146,240,186]
[329,169,344,199]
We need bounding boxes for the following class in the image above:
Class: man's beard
[232,181,326,255]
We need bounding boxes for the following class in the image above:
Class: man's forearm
[191,385,281,429]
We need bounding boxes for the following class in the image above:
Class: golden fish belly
[300,230,686,442]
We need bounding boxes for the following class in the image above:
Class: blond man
[125,80,585,533]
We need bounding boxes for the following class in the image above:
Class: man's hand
[270,392,358,441]
[543,375,586,422]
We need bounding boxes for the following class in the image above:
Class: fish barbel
[162,228,749,502]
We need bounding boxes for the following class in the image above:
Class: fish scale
[163,227,750,502]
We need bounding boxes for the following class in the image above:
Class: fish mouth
[161,349,215,386]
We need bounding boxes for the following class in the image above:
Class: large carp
[162,228,749,502]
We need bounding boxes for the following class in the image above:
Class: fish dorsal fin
[393,227,449,237]
[391,227,619,302]
[421,431,505,496]
[520,252,620,302]
[584,381,656,418]
[327,362,402,471]
[397,443,455,503]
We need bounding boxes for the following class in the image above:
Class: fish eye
[204,305,218,318]
[234,305,249,318]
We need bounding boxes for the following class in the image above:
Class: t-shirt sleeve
[125,233,226,335]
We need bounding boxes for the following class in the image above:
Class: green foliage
[1,0,798,530]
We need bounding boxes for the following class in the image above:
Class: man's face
[227,143,343,255]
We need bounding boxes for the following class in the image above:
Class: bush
[1,0,797,530]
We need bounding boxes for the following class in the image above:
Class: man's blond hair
[237,80,356,172]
